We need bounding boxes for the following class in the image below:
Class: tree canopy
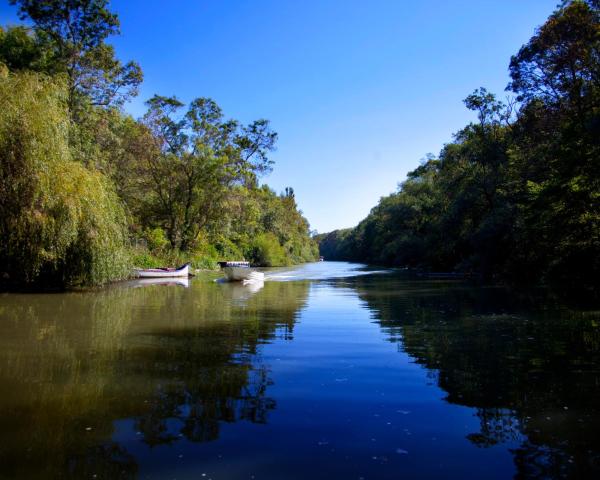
[137,94,278,251]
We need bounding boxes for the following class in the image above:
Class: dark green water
[0,262,599,479]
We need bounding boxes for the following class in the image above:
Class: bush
[130,246,219,271]
[143,227,170,252]
[248,233,289,267]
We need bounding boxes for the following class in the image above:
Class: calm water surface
[1,262,599,479]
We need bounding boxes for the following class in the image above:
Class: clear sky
[0,0,558,233]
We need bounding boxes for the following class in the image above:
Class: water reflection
[127,277,190,288]
[350,275,600,479]
[0,279,309,479]
[0,264,599,479]
[215,278,265,305]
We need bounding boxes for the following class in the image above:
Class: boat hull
[222,267,264,282]
[135,264,189,278]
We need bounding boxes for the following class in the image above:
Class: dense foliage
[0,73,129,287]
[318,0,599,292]
[0,0,317,287]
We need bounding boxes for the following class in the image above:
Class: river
[0,262,598,479]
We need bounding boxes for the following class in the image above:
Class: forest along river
[0,262,599,479]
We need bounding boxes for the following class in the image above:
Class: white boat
[134,263,190,278]
[218,261,265,282]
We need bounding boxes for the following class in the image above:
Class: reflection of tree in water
[132,352,275,446]
[137,363,274,446]
[350,274,600,479]
[0,279,309,478]
[466,408,523,447]
[66,443,137,479]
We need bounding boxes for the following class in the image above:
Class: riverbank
[0,238,322,292]
[0,71,317,290]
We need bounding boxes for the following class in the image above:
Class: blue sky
[0,0,557,233]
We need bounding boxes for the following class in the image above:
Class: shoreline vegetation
[317,0,599,296]
[0,0,318,290]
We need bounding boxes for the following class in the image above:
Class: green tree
[140,95,277,251]
[508,0,599,113]
[507,0,600,287]
[9,0,142,112]
[0,72,129,287]
[0,25,55,72]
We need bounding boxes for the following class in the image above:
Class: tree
[0,25,56,72]
[507,0,600,287]
[508,0,599,117]
[140,95,277,251]
[9,0,142,112]
[0,72,129,287]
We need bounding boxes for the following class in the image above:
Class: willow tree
[0,72,129,287]
[140,95,277,251]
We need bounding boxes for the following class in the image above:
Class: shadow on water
[0,278,309,479]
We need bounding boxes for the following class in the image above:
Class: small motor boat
[218,261,265,282]
[134,263,190,278]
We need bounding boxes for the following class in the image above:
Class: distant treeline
[0,0,318,288]
[318,0,599,292]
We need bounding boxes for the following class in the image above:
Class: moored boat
[134,263,190,278]
[218,261,265,282]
